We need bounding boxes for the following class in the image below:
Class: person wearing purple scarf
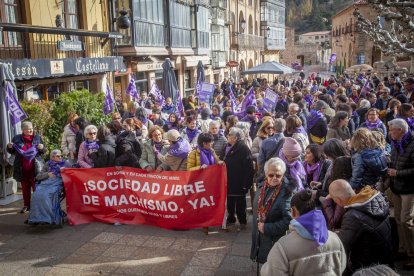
[187,133,222,171]
[279,137,306,191]
[359,108,387,137]
[181,116,201,148]
[303,144,331,187]
[77,125,99,168]
[261,190,346,276]
[156,130,190,171]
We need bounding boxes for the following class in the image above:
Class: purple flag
[195,75,202,97]
[5,82,27,125]
[361,80,371,94]
[175,90,185,118]
[149,82,165,107]
[229,86,237,113]
[126,74,138,100]
[329,54,337,65]
[240,87,256,112]
[13,144,38,161]
[103,84,114,115]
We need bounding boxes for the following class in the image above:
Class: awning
[183,56,210,67]
[242,61,294,75]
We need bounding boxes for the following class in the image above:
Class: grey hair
[264,157,286,175]
[388,118,409,134]
[236,122,251,137]
[314,100,328,111]
[84,125,98,137]
[359,99,371,109]
[274,118,286,133]
[352,264,399,276]
[50,149,62,159]
[229,127,244,141]
[209,120,221,128]
[288,103,299,112]
[382,87,390,93]
[21,121,33,130]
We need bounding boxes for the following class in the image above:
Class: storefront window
[184,70,193,97]
[135,71,148,93]
[155,70,163,92]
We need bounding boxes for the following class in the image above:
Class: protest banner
[198,82,214,104]
[61,165,227,229]
[263,88,278,112]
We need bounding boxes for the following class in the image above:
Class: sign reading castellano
[3,57,126,80]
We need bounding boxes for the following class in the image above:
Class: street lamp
[233,19,246,36]
[266,26,270,38]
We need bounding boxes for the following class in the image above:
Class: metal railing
[211,0,227,8]
[212,50,227,68]
[265,38,285,50]
[232,33,264,50]
[0,23,120,60]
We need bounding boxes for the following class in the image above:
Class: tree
[353,0,414,72]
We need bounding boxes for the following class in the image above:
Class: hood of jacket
[360,148,387,173]
[290,209,328,246]
[100,135,117,148]
[345,186,389,219]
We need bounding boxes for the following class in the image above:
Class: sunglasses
[89,132,97,135]
[267,174,283,178]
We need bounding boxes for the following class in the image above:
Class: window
[135,71,148,93]
[169,1,191,48]
[196,6,209,49]
[133,0,164,47]
[0,0,22,46]
[62,0,80,29]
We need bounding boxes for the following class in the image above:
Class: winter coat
[291,132,309,155]
[261,222,346,276]
[139,139,169,170]
[212,134,227,160]
[326,127,351,142]
[251,136,266,161]
[250,178,293,264]
[199,118,212,134]
[308,117,328,144]
[390,133,414,194]
[161,104,176,115]
[36,160,71,181]
[7,134,46,182]
[224,140,255,195]
[60,124,77,156]
[349,149,388,190]
[115,131,142,168]
[338,187,393,273]
[90,135,117,168]
[187,148,220,171]
[304,159,332,186]
[77,141,96,168]
[181,129,200,148]
[258,133,285,168]
[320,197,346,230]
[359,121,387,137]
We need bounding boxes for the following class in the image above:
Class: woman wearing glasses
[250,157,293,265]
[77,125,99,168]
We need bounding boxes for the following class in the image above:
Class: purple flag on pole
[149,82,165,107]
[361,80,371,94]
[195,76,202,97]
[229,86,237,113]
[5,82,27,125]
[103,84,114,115]
[240,87,256,112]
[329,53,337,65]
[175,90,185,118]
[126,74,138,100]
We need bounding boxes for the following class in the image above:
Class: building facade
[260,0,285,63]
[0,0,125,100]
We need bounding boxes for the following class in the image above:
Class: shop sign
[57,40,84,51]
[226,61,239,67]
[3,56,126,80]
[137,61,175,72]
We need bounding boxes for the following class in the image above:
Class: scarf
[210,114,221,120]
[307,110,324,131]
[13,144,38,162]
[304,94,313,108]
[391,131,411,154]
[69,125,78,135]
[153,141,163,152]
[364,119,382,130]
[224,144,232,157]
[186,127,200,143]
[296,125,308,136]
[279,149,305,191]
[396,115,414,131]
[257,180,282,223]
[85,140,99,152]
[304,162,321,182]
[198,146,216,166]
[169,137,190,159]
[47,160,66,177]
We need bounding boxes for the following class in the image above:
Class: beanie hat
[166,129,181,142]
[246,105,256,114]
[282,137,302,158]
[200,108,211,119]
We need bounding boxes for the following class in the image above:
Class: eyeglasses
[54,155,61,158]
[266,127,274,130]
[89,132,97,135]
[267,174,283,178]
[115,117,121,120]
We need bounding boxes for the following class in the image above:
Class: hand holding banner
[62,165,227,229]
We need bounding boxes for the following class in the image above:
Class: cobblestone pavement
[0,198,258,276]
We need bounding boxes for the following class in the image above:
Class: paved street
[0,198,257,276]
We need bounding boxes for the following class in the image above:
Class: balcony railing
[211,8,226,26]
[212,50,227,68]
[211,0,227,8]
[265,38,285,50]
[0,23,121,60]
[232,33,264,51]
[224,10,235,25]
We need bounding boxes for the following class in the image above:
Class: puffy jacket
[138,139,169,170]
[212,134,227,160]
[338,188,393,273]
[390,133,414,194]
[90,135,116,168]
[187,148,219,171]
[349,149,387,190]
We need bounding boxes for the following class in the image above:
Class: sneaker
[20,206,30,214]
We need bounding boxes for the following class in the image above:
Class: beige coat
[261,230,346,276]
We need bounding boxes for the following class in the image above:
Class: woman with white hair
[250,157,293,265]
[26,150,70,225]
[7,121,46,213]
[77,125,99,168]
[224,127,254,229]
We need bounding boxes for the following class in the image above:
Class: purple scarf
[391,131,411,154]
[169,138,190,159]
[364,119,382,130]
[153,141,163,152]
[307,110,324,131]
[225,144,232,157]
[85,140,99,152]
[304,94,313,108]
[186,127,200,143]
[210,114,221,120]
[396,115,414,131]
[279,149,305,191]
[13,144,38,161]
[296,125,308,136]
[69,125,78,135]
[304,162,321,182]
[198,146,216,166]
[48,160,67,177]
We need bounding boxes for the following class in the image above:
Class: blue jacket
[349,149,388,190]
[359,121,387,138]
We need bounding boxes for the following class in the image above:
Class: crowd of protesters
[7,70,414,275]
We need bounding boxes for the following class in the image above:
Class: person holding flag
[103,84,115,115]
[125,74,139,100]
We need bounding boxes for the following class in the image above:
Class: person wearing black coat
[73,117,90,158]
[115,130,142,168]
[7,121,46,213]
[329,180,393,273]
[90,126,116,168]
[224,127,254,227]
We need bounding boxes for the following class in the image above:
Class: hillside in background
[286,0,354,34]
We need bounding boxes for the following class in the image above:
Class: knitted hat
[282,137,302,158]
[166,129,181,142]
